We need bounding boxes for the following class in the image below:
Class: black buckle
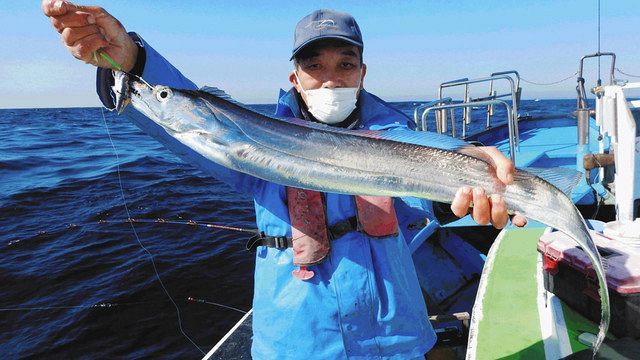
[245,232,263,252]
[246,233,291,252]
[273,236,288,249]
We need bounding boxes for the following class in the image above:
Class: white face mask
[295,71,361,124]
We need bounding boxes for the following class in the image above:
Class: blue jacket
[98,35,437,359]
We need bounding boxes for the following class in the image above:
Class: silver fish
[112,72,610,353]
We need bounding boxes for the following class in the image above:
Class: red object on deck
[537,229,640,337]
[543,254,559,276]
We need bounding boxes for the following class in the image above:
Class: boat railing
[576,52,616,128]
[420,100,518,163]
[413,98,453,131]
[414,71,521,144]
[439,72,520,139]
[574,52,617,182]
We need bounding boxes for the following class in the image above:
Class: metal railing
[576,52,616,146]
[577,52,616,110]
[413,71,521,148]
[413,98,452,131]
[436,72,520,139]
[420,100,518,163]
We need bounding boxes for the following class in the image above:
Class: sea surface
[0,100,576,358]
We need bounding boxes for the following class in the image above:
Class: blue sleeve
[96,33,260,195]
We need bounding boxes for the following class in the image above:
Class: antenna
[597,0,601,85]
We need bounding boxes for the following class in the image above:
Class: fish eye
[155,87,172,102]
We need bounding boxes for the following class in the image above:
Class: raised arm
[42,0,138,71]
[42,0,260,195]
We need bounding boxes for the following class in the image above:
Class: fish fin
[199,86,245,107]
[372,129,471,151]
[519,167,583,196]
[278,118,471,151]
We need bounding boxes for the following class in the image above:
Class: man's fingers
[471,188,490,225]
[452,185,514,228]
[42,1,133,70]
[42,0,69,16]
[489,194,508,229]
[50,11,96,33]
[69,33,109,63]
[480,146,515,185]
[511,213,528,227]
[451,187,472,218]
[44,0,109,18]
[42,0,92,16]
[62,25,103,47]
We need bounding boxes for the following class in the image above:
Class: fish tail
[576,226,610,355]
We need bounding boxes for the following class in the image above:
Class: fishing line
[520,71,579,86]
[93,50,153,89]
[616,68,640,78]
[100,107,205,356]
[187,297,248,314]
[0,301,152,312]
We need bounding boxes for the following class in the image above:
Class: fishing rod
[1,297,248,315]
[7,217,258,247]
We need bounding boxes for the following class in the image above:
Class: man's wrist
[121,34,145,75]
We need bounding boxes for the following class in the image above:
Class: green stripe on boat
[470,228,547,359]
[466,226,615,359]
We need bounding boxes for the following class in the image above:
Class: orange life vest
[287,187,399,279]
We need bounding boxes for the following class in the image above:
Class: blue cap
[290,9,363,61]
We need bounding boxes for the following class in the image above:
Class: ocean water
[0,100,575,358]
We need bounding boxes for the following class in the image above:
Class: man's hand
[450,146,527,229]
[42,0,138,71]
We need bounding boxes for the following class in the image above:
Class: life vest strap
[245,216,358,252]
[245,233,292,251]
[328,216,358,240]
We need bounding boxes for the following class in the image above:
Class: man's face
[289,43,367,106]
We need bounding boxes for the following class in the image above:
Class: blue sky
[1,0,639,108]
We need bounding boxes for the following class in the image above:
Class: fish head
[111,72,193,118]
[123,78,209,134]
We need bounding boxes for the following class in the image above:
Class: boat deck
[202,310,253,360]
[467,227,600,359]
[469,115,606,205]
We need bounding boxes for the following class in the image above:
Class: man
[43,2,525,358]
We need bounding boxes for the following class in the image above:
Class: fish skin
[113,73,610,353]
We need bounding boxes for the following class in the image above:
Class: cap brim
[290,35,363,61]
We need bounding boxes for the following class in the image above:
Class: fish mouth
[124,77,160,121]
[115,94,131,114]
[113,71,153,114]
[112,71,130,114]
